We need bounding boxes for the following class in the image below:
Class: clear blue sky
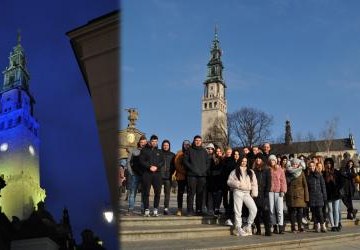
[0,0,118,249]
[122,0,360,153]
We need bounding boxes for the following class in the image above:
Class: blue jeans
[128,174,144,210]
[327,199,340,227]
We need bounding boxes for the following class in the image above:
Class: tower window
[214,102,217,107]
[209,102,212,109]
[204,103,207,109]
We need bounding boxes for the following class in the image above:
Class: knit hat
[183,140,191,146]
[206,143,215,149]
[268,154,277,162]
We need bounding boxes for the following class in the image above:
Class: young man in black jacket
[183,135,210,216]
[160,139,175,215]
[139,134,164,217]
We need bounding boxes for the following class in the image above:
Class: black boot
[265,224,272,236]
[291,224,296,233]
[352,209,358,219]
[273,225,278,234]
[255,223,261,235]
[278,225,285,234]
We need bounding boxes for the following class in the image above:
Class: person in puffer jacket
[227,155,258,237]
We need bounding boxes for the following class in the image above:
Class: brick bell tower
[0,33,46,220]
[201,27,228,149]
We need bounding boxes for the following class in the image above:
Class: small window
[204,103,207,109]
[209,102,212,108]
[214,102,217,107]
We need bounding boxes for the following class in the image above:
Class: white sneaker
[225,219,233,226]
[144,209,150,217]
[302,217,308,225]
[233,226,240,236]
[244,225,252,236]
[238,227,248,236]
[153,208,159,217]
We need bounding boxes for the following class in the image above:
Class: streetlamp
[103,203,114,223]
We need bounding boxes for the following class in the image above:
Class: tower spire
[1,31,31,94]
[205,25,225,86]
[17,29,21,45]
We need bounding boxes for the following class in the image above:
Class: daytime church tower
[0,34,46,220]
[201,27,228,148]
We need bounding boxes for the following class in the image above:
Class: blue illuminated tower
[0,34,46,220]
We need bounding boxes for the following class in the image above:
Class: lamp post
[103,203,114,223]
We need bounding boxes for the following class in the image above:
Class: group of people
[123,134,360,237]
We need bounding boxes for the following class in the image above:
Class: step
[120,225,360,250]
[119,213,358,227]
[120,218,360,242]
[119,215,221,227]
[120,223,231,242]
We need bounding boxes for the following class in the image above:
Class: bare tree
[203,117,228,149]
[305,131,318,153]
[228,107,273,147]
[320,117,339,154]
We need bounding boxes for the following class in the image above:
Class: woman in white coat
[227,155,258,236]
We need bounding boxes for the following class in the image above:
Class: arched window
[204,103,207,109]
[209,102,212,108]
[214,102,217,107]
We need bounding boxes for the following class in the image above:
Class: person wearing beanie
[160,139,176,215]
[286,157,309,233]
[139,134,164,217]
[268,154,287,234]
[173,140,191,216]
[183,135,210,216]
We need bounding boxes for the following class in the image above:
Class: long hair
[235,155,253,181]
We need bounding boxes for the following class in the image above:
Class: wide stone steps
[120,212,359,242]
[120,226,360,250]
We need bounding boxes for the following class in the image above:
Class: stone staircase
[119,191,360,249]
[119,211,359,243]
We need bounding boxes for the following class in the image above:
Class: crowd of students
[122,134,360,236]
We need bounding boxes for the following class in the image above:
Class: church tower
[0,34,46,220]
[201,27,228,148]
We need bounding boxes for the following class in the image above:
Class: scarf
[286,165,303,183]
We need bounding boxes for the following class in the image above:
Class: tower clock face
[0,143,8,152]
[127,133,135,143]
[28,145,35,156]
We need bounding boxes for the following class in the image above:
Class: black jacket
[339,167,356,198]
[139,144,164,173]
[253,165,271,209]
[220,157,237,189]
[324,169,341,201]
[208,155,223,192]
[306,172,327,207]
[183,145,210,177]
[161,150,175,179]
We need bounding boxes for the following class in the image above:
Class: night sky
[0,1,119,249]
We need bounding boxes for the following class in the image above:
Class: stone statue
[126,108,138,128]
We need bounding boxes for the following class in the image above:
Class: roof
[271,137,356,155]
